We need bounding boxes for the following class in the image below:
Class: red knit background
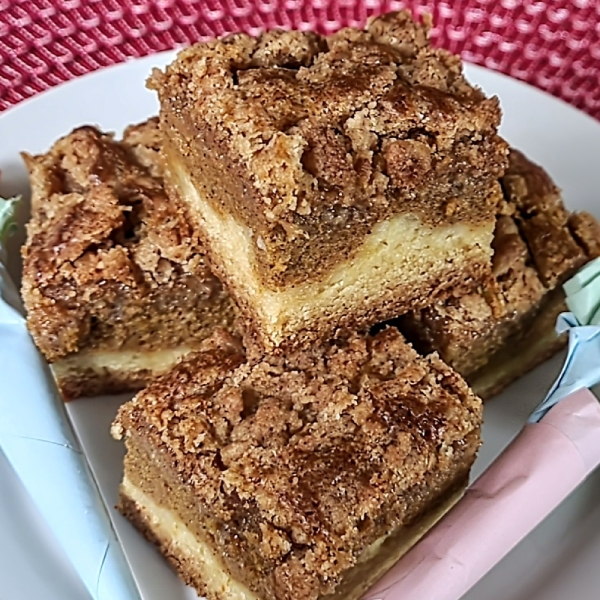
[1,0,599,118]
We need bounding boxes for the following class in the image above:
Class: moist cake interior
[468,287,568,399]
[51,346,197,399]
[169,155,497,350]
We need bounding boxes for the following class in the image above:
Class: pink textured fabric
[0,1,599,118]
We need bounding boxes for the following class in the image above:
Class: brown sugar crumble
[113,327,482,600]
[21,119,236,398]
[152,11,506,243]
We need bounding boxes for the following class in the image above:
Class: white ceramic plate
[1,54,600,600]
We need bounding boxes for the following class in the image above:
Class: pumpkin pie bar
[21,119,236,400]
[399,149,600,399]
[112,327,482,600]
[151,11,508,352]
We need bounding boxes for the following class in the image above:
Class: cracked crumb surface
[153,10,508,288]
[21,118,235,363]
[399,148,600,381]
[114,327,482,599]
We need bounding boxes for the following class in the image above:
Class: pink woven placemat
[0,0,599,118]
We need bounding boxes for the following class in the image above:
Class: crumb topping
[21,119,234,362]
[114,328,481,598]
[121,118,164,179]
[569,211,600,258]
[152,10,507,230]
[489,148,599,307]
[500,149,590,287]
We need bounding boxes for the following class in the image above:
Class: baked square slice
[21,119,236,400]
[398,149,600,400]
[151,11,508,352]
[112,328,482,600]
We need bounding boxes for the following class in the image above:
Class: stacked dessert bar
[112,328,481,600]
[150,12,507,353]
[20,10,600,600]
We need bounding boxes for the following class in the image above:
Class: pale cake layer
[120,475,466,600]
[121,477,258,600]
[169,159,494,351]
[52,346,194,400]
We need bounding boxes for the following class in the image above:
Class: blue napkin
[529,313,600,423]
[0,197,140,600]
[529,258,600,423]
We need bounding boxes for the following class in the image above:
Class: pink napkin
[363,388,600,599]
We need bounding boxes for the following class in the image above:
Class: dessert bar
[151,11,508,352]
[112,328,482,600]
[21,119,236,399]
[399,149,600,399]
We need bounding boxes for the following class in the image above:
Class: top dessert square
[153,11,508,351]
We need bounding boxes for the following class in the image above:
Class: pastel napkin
[0,197,140,600]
